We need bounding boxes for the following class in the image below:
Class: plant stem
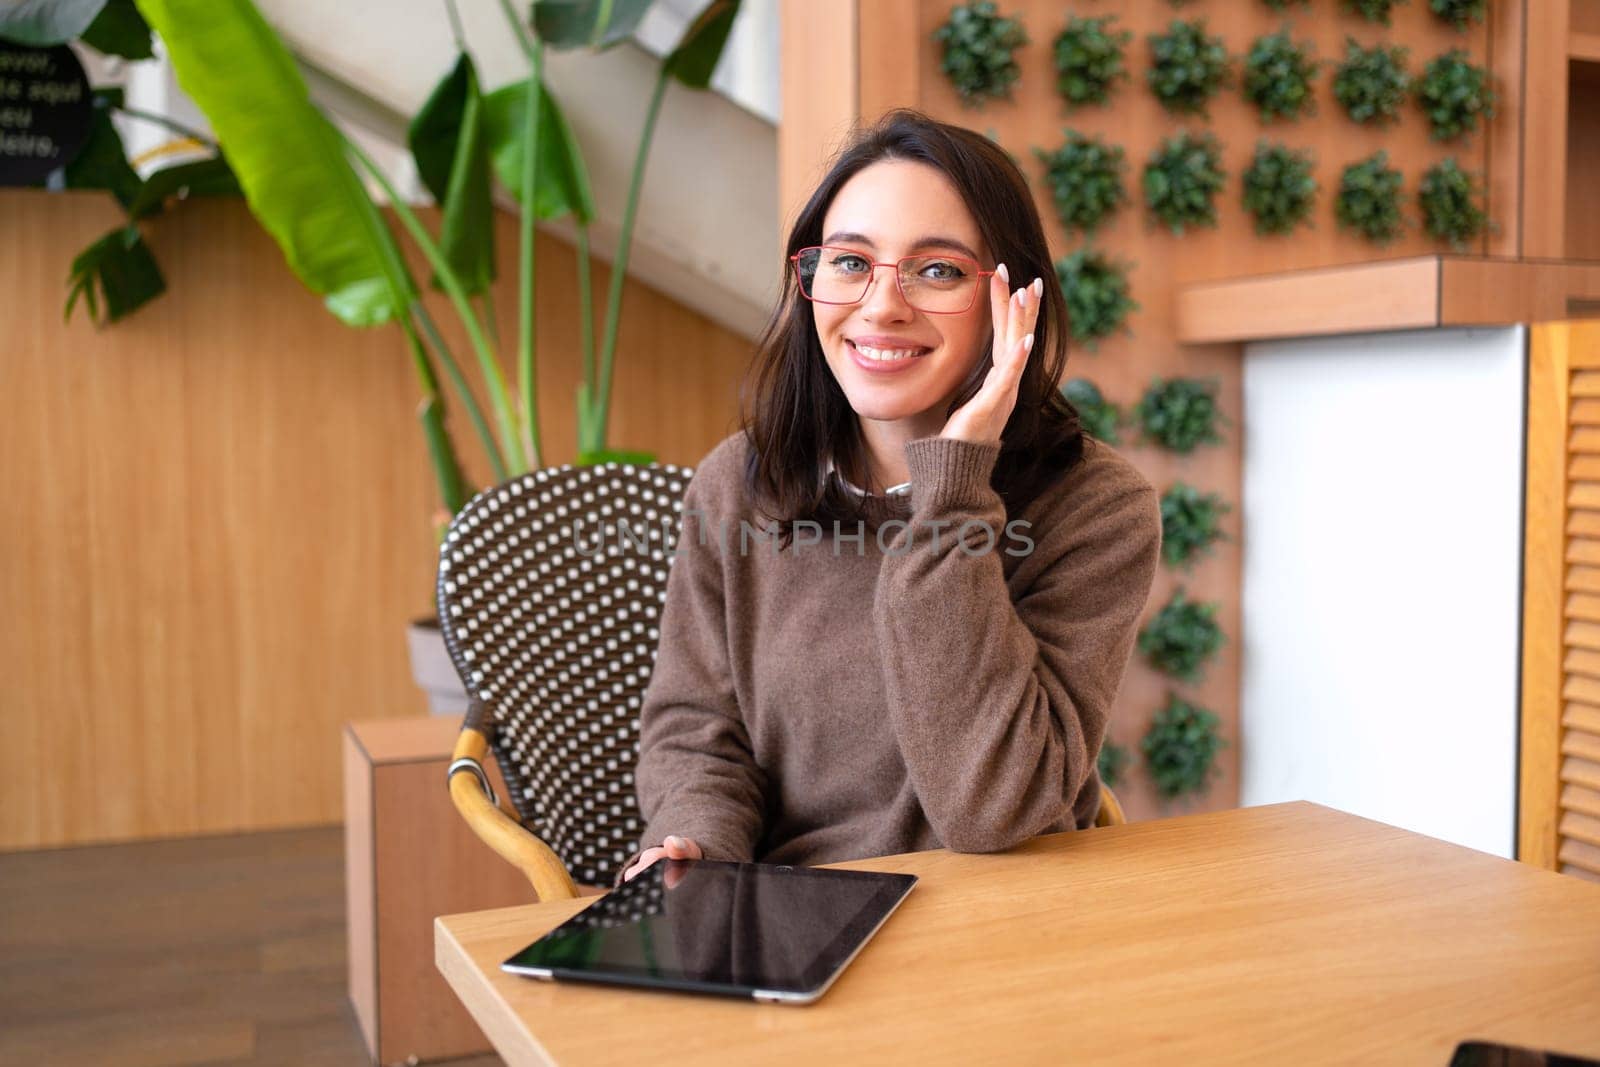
[414,297,509,483]
[479,287,501,352]
[593,66,669,453]
[443,0,467,52]
[516,41,545,470]
[575,222,595,450]
[344,134,525,474]
[400,312,473,514]
[111,106,219,149]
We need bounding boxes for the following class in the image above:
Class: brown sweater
[621,431,1161,882]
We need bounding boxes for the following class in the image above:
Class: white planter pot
[406,617,470,717]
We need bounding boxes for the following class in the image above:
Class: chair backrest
[436,462,694,886]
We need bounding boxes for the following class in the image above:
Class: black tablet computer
[501,858,917,1004]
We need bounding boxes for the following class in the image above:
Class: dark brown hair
[740,108,1085,544]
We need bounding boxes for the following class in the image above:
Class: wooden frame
[448,724,580,900]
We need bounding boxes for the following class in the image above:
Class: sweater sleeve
[618,473,769,885]
[872,436,1161,853]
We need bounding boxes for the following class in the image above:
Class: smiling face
[811,159,994,439]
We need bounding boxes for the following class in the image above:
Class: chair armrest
[1095,783,1127,828]
[448,725,579,901]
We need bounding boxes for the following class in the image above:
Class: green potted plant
[1034,130,1127,234]
[1414,49,1495,141]
[1051,14,1132,109]
[1136,377,1227,453]
[1146,18,1230,117]
[1143,131,1226,235]
[1053,248,1138,350]
[1098,739,1132,789]
[1418,157,1488,249]
[1138,589,1226,681]
[1243,29,1319,123]
[1332,39,1411,126]
[934,1,1029,108]
[1062,378,1123,444]
[1336,150,1406,244]
[1430,0,1486,30]
[1341,0,1406,24]
[1241,141,1318,236]
[125,0,742,711]
[1160,483,1232,570]
[1141,694,1227,801]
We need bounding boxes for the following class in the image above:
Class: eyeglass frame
[788,244,999,315]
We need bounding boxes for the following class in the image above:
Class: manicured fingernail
[1032,277,1044,297]
[666,835,681,847]
[997,263,1009,283]
[1023,333,1035,352]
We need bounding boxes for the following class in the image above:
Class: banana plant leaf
[481,78,594,224]
[135,0,414,327]
[0,0,106,44]
[664,0,740,90]
[126,153,240,218]
[79,0,152,58]
[575,447,655,466]
[63,91,141,209]
[408,53,495,295]
[533,0,653,51]
[64,223,165,325]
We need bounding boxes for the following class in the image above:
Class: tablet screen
[502,859,917,999]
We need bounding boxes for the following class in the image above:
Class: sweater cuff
[903,435,1003,515]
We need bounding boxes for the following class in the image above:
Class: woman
[619,109,1161,884]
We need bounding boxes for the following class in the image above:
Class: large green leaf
[80,0,152,58]
[533,0,653,51]
[482,78,594,223]
[664,0,740,90]
[0,0,105,44]
[126,153,240,219]
[134,0,412,327]
[408,53,495,294]
[64,223,165,325]
[62,93,141,209]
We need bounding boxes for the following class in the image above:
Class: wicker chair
[437,462,1128,901]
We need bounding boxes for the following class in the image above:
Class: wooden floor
[0,826,502,1067]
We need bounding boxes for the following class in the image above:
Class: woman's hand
[622,834,703,884]
[939,264,1044,445]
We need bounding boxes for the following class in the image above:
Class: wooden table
[435,802,1600,1065]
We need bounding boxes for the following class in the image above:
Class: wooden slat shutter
[1524,322,1600,882]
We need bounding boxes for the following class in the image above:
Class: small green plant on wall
[1146,19,1230,117]
[1341,0,1407,25]
[1138,589,1226,682]
[1430,0,1486,31]
[1419,157,1488,249]
[1160,483,1232,570]
[1053,249,1138,350]
[1333,39,1411,126]
[1262,0,1310,9]
[1052,14,1133,109]
[1142,694,1227,801]
[1243,29,1319,123]
[934,1,1029,108]
[1242,141,1318,236]
[1414,49,1495,141]
[1063,378,1123,444]
[1035,131,1127,234]
[1098,739,1132,789]
[1143,131,1226,235]
[1336,150,1406,244]
[1136,377,1227,453]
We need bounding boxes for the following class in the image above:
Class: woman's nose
[860,263,913,319]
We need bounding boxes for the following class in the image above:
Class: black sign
[0,43,92,185]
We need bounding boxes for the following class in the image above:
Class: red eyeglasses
[790,245,996,315]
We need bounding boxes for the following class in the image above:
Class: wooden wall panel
[1524,0,1570,256]
[0,190,752,851]
[778,0,858,233]
[1568,63,1600,262]
[835,0,1511,821]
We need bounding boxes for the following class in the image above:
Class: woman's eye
[830,253,870,273]
[920,260,964,281]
